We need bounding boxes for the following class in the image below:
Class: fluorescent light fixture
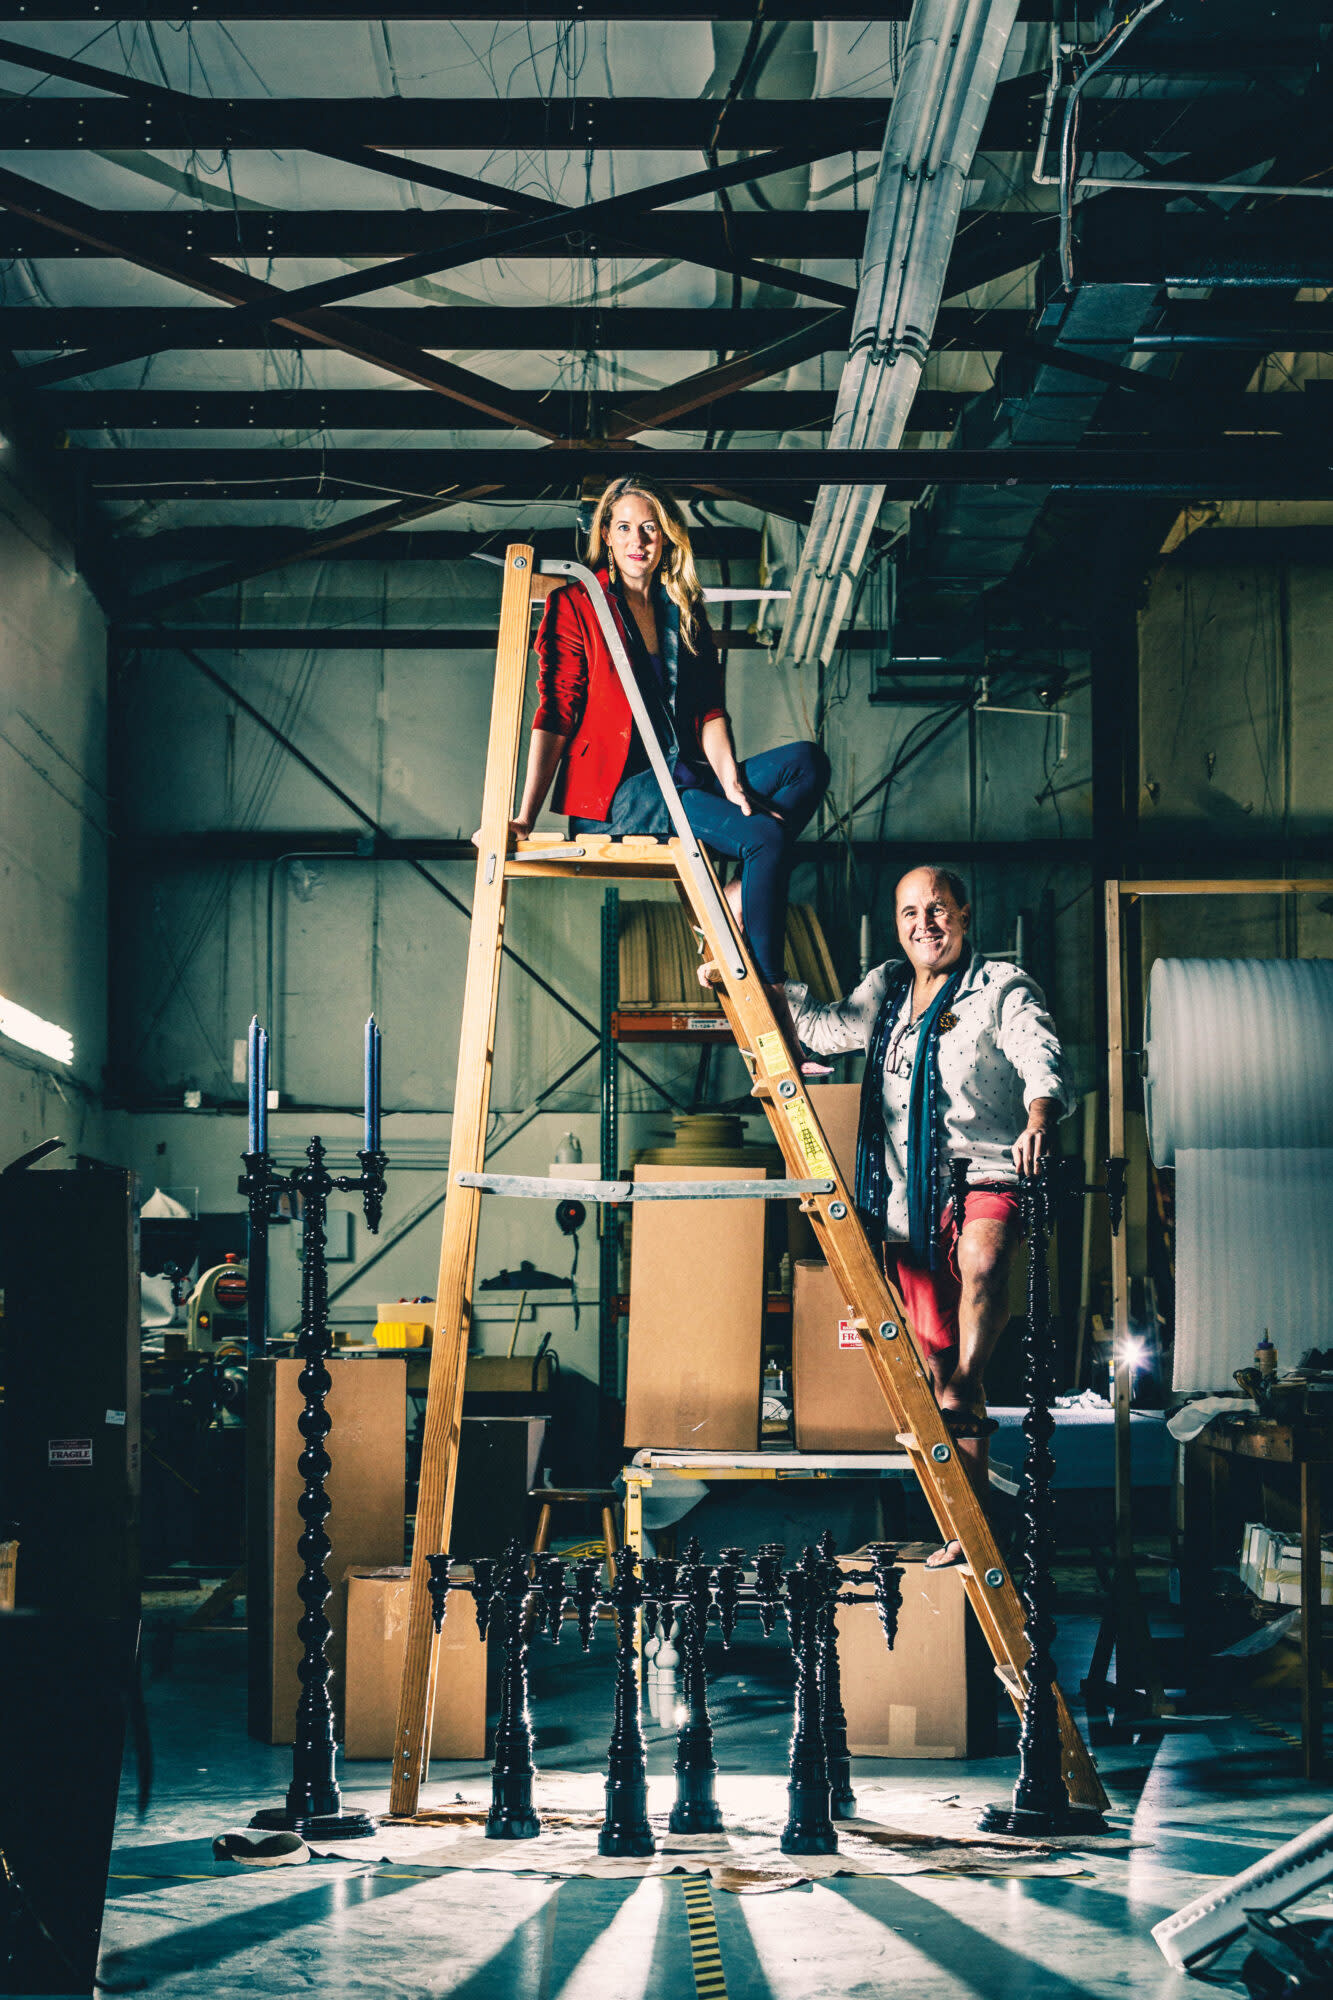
[0,992,74,1065]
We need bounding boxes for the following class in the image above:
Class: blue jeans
[571,740,830,983]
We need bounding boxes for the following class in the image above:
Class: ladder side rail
[538,559,746,985]
[677,870,1108,1813]
[389,544,538,1817]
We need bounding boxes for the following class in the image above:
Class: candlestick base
[486,1773,541,1841]
[250,1805,379,1840]
[976,1800,1109,1838]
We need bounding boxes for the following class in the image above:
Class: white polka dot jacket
[786,953,1074,1244]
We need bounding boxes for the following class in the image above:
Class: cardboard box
[625,1165,766,1451]
[451,1416,549,1557]
[788,1082,861,1263]
[248,1356,406,1744]
[793,1260,901,1451]
[1240,1521,1333,1606]
[835,1543,996,1759]
[343,1567,486,1760]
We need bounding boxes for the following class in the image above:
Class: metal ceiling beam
[0,81,1252,156]
[0,209,875,261]
[46,385,1317,437]
[78,444,1333,500]
[49,385,965,434]
[0,160,556,431]
[1162,524,1333,565]
[0,2,1071,18]
[117,624,894,651]
[6,133,869,396]
[114,525,764,566]
[0,93,907,150]
[12,301,1332,357]
[0,32,868,342]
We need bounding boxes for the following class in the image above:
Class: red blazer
[532,569,727,820]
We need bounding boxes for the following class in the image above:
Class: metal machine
[187,1252,248,1351]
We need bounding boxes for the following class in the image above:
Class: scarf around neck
[853,944,972,1269]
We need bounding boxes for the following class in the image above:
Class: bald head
[895,866,970,976]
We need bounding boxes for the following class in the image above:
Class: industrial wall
[1137,553,1333,965]
[0,462,108,1168]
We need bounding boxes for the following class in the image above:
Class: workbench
[622,1447,913,1554]
[1192,1412,1333,1779]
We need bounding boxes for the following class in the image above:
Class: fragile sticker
[48,1438,93,1467]
[838,1320,861,1351]
[756,1029,793,1076]
[781,1097,834,1179]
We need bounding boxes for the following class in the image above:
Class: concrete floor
[97,1600,1333,1999]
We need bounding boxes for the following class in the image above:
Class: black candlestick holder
[815,1531,855,1819]
[979,1156,1108,1838]
[642,1537,724,1836]
[781,1546,838,1854]
[247,1133,388,1841]
[428,1540,567,1840]
[599,1546,655,1857]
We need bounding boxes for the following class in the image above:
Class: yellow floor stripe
[681,1875,728,2000]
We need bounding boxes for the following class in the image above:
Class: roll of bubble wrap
[1145,957,1333,1167]
[1144,958,1333,1394]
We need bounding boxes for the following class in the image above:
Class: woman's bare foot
[925,1541,965,1569]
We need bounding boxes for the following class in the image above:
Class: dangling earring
[606,551,616,582]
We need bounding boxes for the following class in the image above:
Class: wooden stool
[529,1487,620,1559]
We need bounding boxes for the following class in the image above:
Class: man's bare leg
[941,1214,1016,1424]
[925,1216,1017,1565]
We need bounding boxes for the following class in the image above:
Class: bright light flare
[0,992,73,1065]
[1119,1335,1148,1373]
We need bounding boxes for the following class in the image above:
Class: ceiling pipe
[775,0,1023,671]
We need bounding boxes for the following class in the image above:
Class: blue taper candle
[247,1015,260,1152]
[255,1025,269,1155]
[364,1014,381,1154]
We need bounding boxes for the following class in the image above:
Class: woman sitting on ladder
[509,475,830,1066]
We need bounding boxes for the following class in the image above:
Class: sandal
[925,1541,966,1570]
[938,1407,999,1440]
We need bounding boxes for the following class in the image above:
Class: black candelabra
[428,1541,575,1839]
[975,1153,1112,1838]
[419,1534,901,1857]
[245,1016,387,1841]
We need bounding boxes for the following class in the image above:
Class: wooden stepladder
[389,544,1108,1819]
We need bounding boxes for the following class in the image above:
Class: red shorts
[890,1186,1022,1363]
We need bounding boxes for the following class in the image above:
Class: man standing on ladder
[788,866,1073,1567]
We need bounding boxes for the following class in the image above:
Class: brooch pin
[939,1011,959,1031]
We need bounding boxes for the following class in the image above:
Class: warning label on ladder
[781,1098,834,1179]
[755,1029,793,1076]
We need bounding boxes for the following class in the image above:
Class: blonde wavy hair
[585,476,704,644]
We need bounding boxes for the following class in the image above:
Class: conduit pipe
[776,0,1022,671]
